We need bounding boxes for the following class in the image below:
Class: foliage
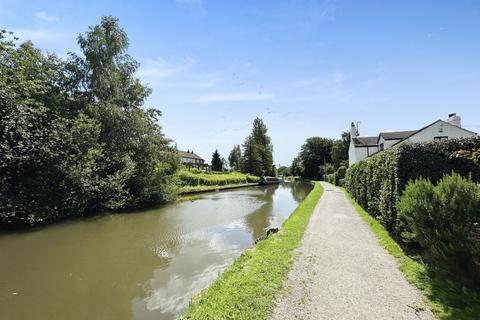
[290,156,303,177]
[397,174,480,285]
[228,144,242,171]
[0,18,179,227]
[336,166,347,179]
[277,165,291,176]
[178,170,259,188]
[211,149,223,172]
[180,182,323,320]
[296,137,333,180]
[331,131,350,169]
[345,137,480,234]
[344,189,480,320]
[241,118,274,176]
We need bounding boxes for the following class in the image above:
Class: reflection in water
[0,182,312,320]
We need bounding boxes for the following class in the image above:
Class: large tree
[241,118,274,176]
[0,17,180,227]
[298,137,333,180]
[211,149,223,171]
[228,144,242,171]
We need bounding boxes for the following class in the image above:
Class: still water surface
[0,182,312,320]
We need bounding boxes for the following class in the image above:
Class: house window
[434,136,448,141]
[379,143,385,151]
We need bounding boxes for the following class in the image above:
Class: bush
[397,173,480,285]
[336,166,347,180]
[345,137,480,233]
[178,170,259,187]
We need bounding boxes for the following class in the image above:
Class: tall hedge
[345,137,480,233]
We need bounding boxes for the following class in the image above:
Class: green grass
[341,188,480,320]
[179,182,324,320]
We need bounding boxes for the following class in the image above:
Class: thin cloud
[137,57,195,80]
[35,11,58,22]
[195,92,274,103]
[13,28,66,42]
[175,0,206,15]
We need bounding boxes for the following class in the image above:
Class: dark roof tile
[178,150,204,161]
[379,130,418,140]
[353,136,378,146]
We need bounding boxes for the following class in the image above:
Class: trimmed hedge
[178,170,259,187]
[345,137,480,234]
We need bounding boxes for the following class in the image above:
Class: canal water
[0,182,312,320]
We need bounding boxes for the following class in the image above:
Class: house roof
[178,150,204,161]
[391,120,478,147]
[379,130,418,141]
[353,136,378,147]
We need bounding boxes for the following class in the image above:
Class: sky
[2,0,480,166]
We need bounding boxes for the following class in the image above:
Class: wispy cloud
[137,56,195,80]
[13,28,66,42]
[35,11,58,22]
[195,91,274,103]
[175,0,206,15]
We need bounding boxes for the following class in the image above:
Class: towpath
[271,182,435,320]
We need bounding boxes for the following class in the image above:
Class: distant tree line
[0,17,179,227]
[288,132,350,180]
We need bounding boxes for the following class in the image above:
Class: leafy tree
[241,118,274,176]
[298,137,333,180]
[290,156,304,177]
[0,17,180,227]
[211,149,223,171]
[278,166,290,176]
[331,131,350,169]
[228,144,242,171]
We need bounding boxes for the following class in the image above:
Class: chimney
[447,113,462,127]
[350,122,358,138]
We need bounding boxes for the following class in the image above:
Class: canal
[0,182,312,320]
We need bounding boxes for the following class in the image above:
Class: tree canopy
[228,144,242,171]
[211,149,223,172]
[0,17,179,227]
[294,137,333,180]
[241,118,274,176]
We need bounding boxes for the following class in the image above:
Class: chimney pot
[447,113,462,127]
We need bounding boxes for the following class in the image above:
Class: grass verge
[179,182,324,320]
[342,188,480,320]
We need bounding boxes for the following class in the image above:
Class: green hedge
[345,137,480,233]
[324,166,347,186]
[178,170,259,187]
[397,173,480,285]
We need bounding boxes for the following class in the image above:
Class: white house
[349,113,477,166]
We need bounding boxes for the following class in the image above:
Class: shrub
[336,166,347,180]
[397,173,480,285]
[178,170,259,187]
[345,137,480,233]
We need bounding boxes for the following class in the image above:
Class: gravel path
[271,182,435,320]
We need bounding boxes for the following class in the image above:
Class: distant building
[349,113,477,165]
[178,150,207,168]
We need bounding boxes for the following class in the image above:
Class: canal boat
[259,176,281,185]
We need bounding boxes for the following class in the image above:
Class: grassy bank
[179,182,324,320]
[342,188,480,320]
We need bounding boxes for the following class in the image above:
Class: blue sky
[2,0,480,165]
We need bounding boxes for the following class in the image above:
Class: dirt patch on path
[271,182,435,320]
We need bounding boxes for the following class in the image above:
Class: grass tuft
[179,182,324,320]
[342,188,480,320]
